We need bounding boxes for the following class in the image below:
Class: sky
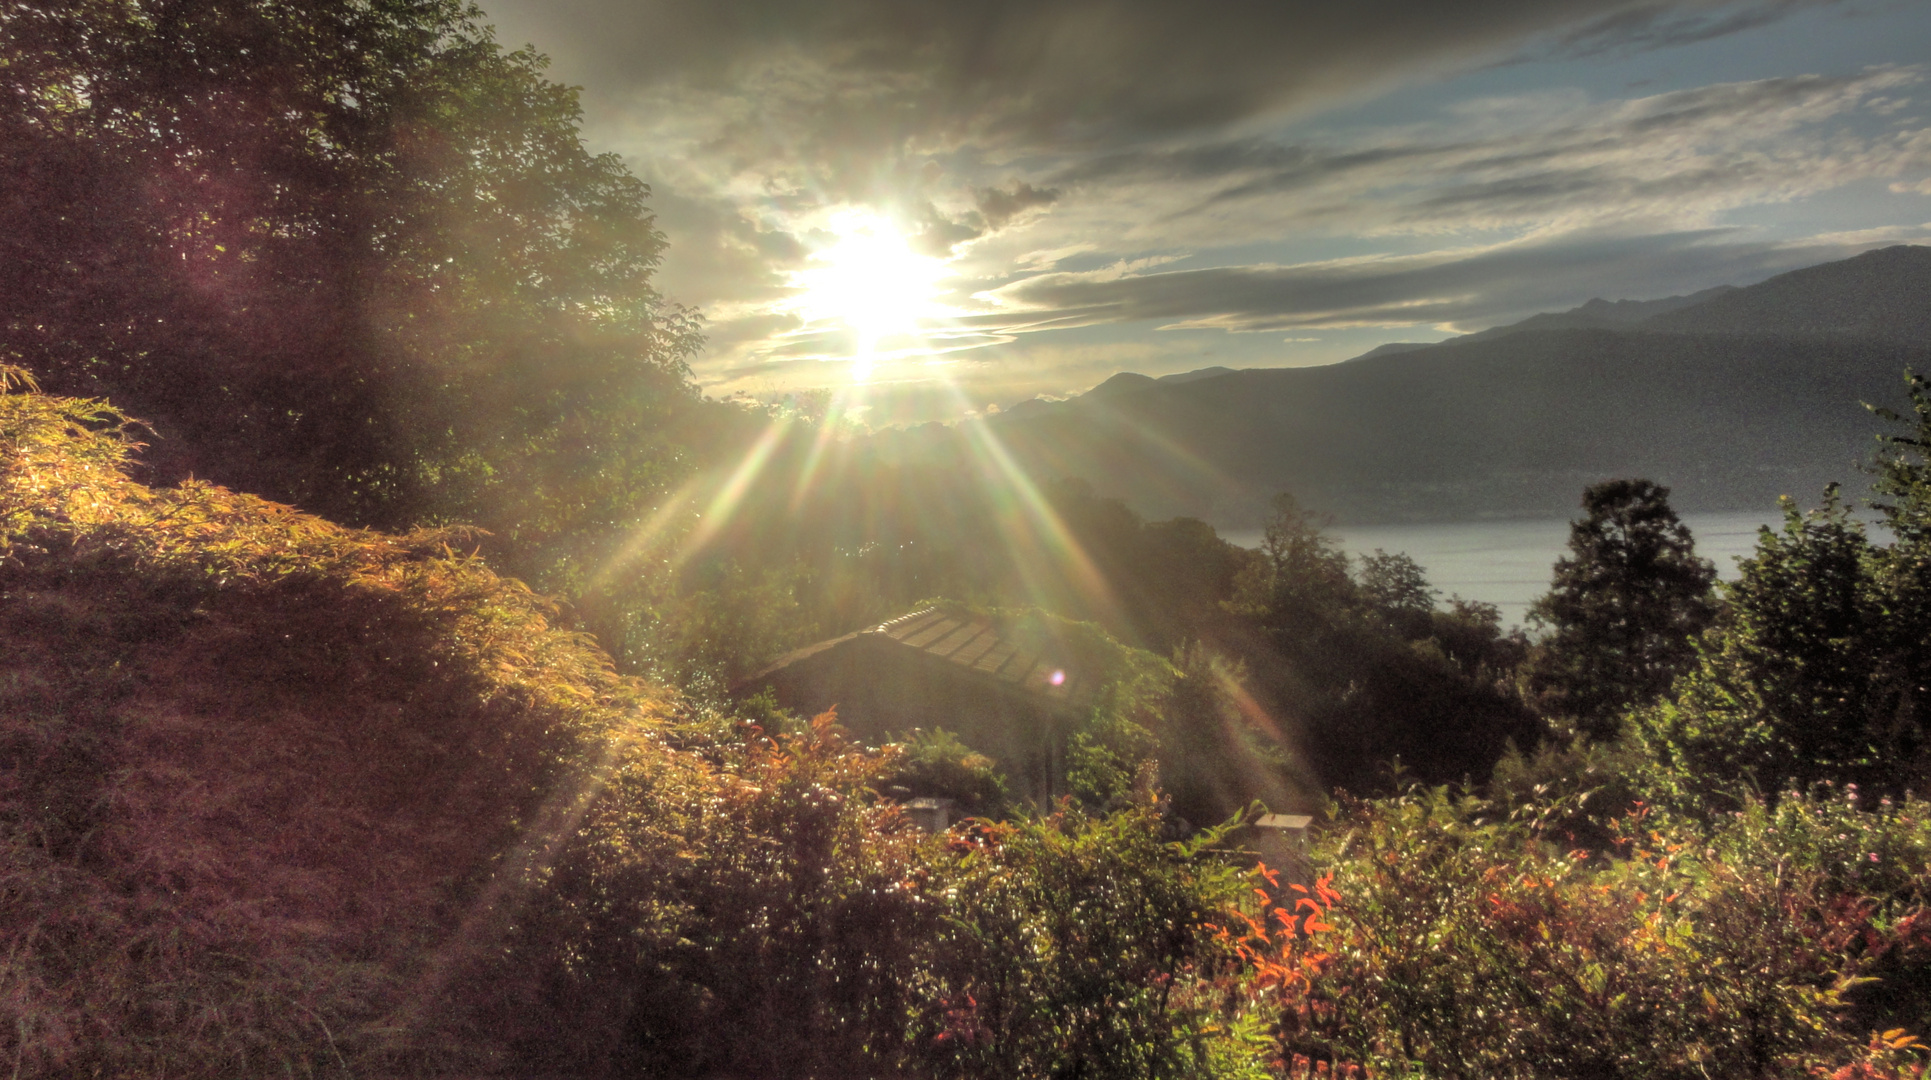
[478,0,1931,424]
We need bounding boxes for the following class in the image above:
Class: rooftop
[743,607,1100,713]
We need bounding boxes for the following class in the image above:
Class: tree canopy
[1637,375,1931,800]
[2,0,704,590]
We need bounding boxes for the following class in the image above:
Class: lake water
[1221,511,1790,629]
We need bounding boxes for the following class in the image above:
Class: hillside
[0,371,985,1077]
[0,368,713,1073]
[0,370,1267,1079]
[978,245,1931,526]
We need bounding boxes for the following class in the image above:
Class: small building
[1248,813,1313,874]
[733,607,1099,804]
[904,797,958,833]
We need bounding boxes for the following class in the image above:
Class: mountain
[1457,285,1738,343]
[979,245,1931,527]
[1156,365,1237,385]
[1084,371,1160,397]
[1646,244,1931,338]
[1081,366,1238,399]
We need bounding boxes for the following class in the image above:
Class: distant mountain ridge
[1457,284,1739,343]
[970,245,1931,527]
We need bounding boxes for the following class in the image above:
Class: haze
[477,0,1931,422]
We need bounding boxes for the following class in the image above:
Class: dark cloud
[1550,0,1844,57]
[976,182,1060,229]
[908,182,1062,255]
[983,232,1888,332]
[483,0,1839,149]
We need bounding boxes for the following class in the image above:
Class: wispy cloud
[1021,68,1931,246]
[979,230,1896,334]
[475,0,1927,401]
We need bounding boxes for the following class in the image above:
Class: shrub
[913,797,1256,1080]
[1288,785,1930,1079]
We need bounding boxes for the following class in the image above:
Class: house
[732,607,1100,803]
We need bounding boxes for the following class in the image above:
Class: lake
[1221,511,1792,629]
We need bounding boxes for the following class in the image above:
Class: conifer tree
[1529,479,1717,735]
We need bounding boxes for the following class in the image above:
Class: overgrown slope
[0,371,1250,1080]
[0,368,711,1074]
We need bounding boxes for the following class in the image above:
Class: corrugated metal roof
[746,608,1098,712]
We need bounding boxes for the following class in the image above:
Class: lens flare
[788,210,951,380]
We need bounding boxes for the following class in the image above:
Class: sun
[789,211,950,377]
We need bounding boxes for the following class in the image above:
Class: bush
[1278,784,1931,1079]
[0,365,701,1074]
[913,798,1256,1080]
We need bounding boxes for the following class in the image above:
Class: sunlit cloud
[478,0,1931,417]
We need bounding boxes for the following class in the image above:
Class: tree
[1,0,704,593]
[1630,375,1931,804]
[1528,478,1717,735]
[1229,492,1356,636]
[1635,490,1899,801]
[1357,548,1437,637]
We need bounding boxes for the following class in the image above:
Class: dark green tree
[1,0,704,594]
[1528,478,1717,735]
[1635,490,1900,802]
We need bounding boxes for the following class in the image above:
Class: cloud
[979,230,1902,333]
[907,182,1063,256]
[474,0,1925,406]
[646,185,809,309]
[1040,69,1931,241]
[1547,0,1845,58]
[484,0,1841,154]
[976,182,1061,229]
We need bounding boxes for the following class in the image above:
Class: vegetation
[1527,478,1718,735]
[0,368,1257,1077]
[0,0,750,664]
[1222,492,1541,796]
[1281,784,1931,1079]
[8,4,1931,1074]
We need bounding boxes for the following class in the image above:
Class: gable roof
[741,607,1100,713]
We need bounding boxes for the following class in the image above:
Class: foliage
[0,365,706,1075]
[1220,492,1541,796]
[1427,596,1526,679]
[1229,492,1357,636]
[1358,548,1438,637]
[913,799,1256,1080]
[883,726,1013,817]
[1869,369,1931,550]
[1489,726,1651,851]
[518,710,937,1078]
[1285,785,1931,1079]
[2,373,1288,1077]
[2,0,706,591]
[1159,643,1298,829]
[1631,489,1923,805]
[616,554,821,698]
[1528,478,1718,735]
[1636,374,1931,801]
